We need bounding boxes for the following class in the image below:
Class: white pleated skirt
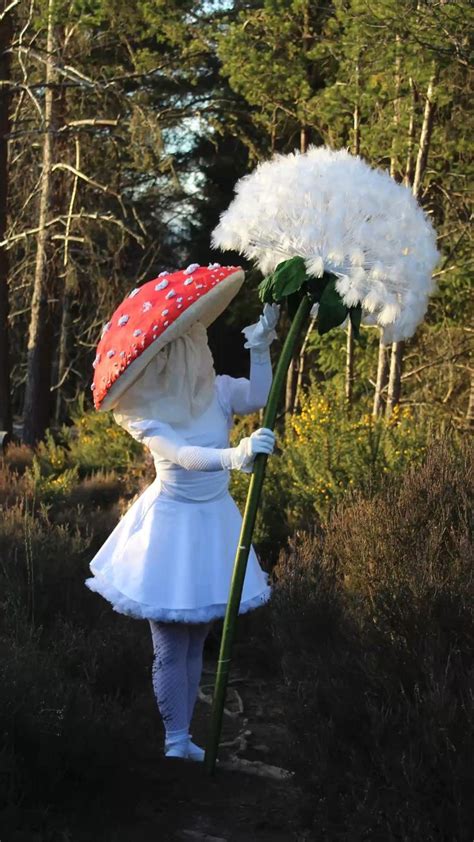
[85,469,271,623]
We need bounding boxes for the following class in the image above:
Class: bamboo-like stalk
[205,293,312,774]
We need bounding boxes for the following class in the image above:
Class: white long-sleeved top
[128,347,272,477]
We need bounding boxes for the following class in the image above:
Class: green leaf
[349,305,362,340]
[272,256,308,300]
[306,274,332,303]
[317,276,348,335]
[258,256,308,304]
[258,273,276,303]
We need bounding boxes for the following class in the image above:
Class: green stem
[205,293,312,774]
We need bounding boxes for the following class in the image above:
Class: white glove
[242,303,280,351]
[223,427,276,473]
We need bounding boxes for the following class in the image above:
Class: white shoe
[164,728,189,759]
[187,735,205,762]
[165,742,188,759]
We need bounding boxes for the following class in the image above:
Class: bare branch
[1,212,144,248]
[16,1,43,123]
[58,118,120,132]
[219,756,294,780]
[51,162,125,212]
[63,138,80,268]
[0,0,21,23]
[402,351,467,381]
[50,364,81,391]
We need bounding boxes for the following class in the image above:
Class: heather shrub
[0,461,28,508]
[0,493,159,821]
[271,438,473,841]
[3,442,34,474]
[0,499,93,631]
[0,619,157,815]
[65,470,125,509]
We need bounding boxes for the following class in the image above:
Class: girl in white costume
[85,305,279,760]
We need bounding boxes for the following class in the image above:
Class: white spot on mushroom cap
[177,296,183,302]
[101,321,111,337]
[107,349,116,358]
[90,383,95,390]
[92,353,101,368]
[129,288,140,298]
[184,263,200,274]
[155,279,169,291]
[133,329,142,337]
[208,262,221,269]
[158,271,169,277]
[184,277,193,286]
[165,289,176,299]
[142,301,152,312]
[161,309,169,316]
[118,314,129,326]
[164,320,169,326]
[120,351,125,357]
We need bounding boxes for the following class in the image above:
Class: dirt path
[104,662,304,842]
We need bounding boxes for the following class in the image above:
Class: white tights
[148,620,213,737]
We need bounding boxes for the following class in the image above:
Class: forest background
[0,1,473,840]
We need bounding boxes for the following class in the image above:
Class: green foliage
[316,275,349,334]
[217,0,332,151]
[31,396,145,479]
[26,457,80,504]
[271,439,473,840]
[258,260,363,337]
[230,380,431,555]
[258,256,308,302]
[65,400,144,475]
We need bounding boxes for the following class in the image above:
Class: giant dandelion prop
[205,146,439,773]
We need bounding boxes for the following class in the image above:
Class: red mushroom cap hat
[91,263,244,411]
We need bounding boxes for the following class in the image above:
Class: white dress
[85,373,271,623]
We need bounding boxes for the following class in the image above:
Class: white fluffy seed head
[212,146,439,342]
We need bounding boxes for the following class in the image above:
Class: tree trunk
[54,283,72,423]
[345,320,355,406]
[285,118,310,418]
[0,3,12,435]
[386,340,404,418]
[382,38,404,417]
[345,58,360,408]
[23,0,57,444]
[49,68,69,425]
[404,78,417,187]
[466,371,474,429]
[412,67,439,201]
[284,353,298,417]
[373,340,389,416]
[387,67,439,420]
[390,35,401,180]
[294,315,316,410]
